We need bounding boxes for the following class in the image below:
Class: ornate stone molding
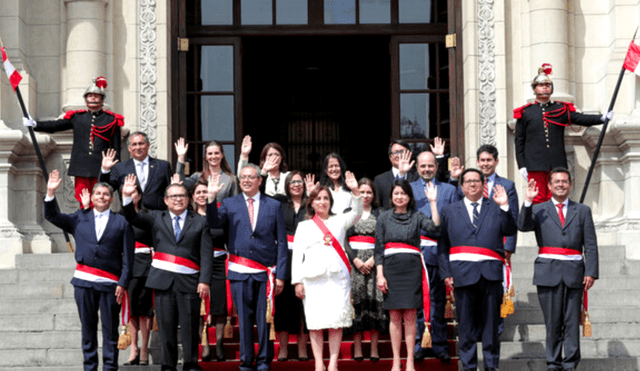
[477,0,496,146]
[140,0,158,157]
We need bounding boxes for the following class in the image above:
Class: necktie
[471,202,480,228]
[557,203,565,227]
[247,198,255,230]
[174,216,181,241]
[138,162,147,191]
[483,179,489,198]
[95,214,104,240]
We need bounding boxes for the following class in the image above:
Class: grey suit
[518,199,598,371]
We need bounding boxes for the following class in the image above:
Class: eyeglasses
[290,180,304,185]
[464,179,482,184]
[550,180,570,185]
[240,175,258,180]
[167,194,187,199]
[390,150,407,156]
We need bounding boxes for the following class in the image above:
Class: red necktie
[483,179,489,198]
[247,198,255,230]
[556,203,565,227]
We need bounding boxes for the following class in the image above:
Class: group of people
[37,66,605,371]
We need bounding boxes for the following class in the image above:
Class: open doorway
[242,35,391,179]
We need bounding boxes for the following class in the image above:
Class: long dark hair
[259,142,289,173]
[389,179,415,211]
[284,170,307,208]
[306,185,335,219]
[319,153,349,192]
[201,141,233,180]
[358,177,378,209]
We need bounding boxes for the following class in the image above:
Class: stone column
[529,0,573,102]
[62,0,109,112]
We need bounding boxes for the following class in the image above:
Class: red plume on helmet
[95,76,108,89]
[540,63,553,76]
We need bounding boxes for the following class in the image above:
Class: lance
[0,37,74,252]
[580,27,639,203]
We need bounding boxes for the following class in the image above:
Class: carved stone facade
[477,0,497,147]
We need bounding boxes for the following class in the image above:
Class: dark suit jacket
[100,157,173,210]
[374,169,419,210]
[207,193,288,282]
[438,198,516,287]
[44,199,134,291]
[123,204,213,293]
[518,199,598,288]
[36,110,123,178]
[514,101,602,171]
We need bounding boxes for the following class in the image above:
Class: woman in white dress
[292,171,362,371]
[237,135,290,197]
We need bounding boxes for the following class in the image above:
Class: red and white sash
[213,247,228,258]
[287,235,295,250]
[449,246,505,263]
[228,254,276,318]
[348,235,375,250]
[74,263,119,284]
[420,235,437,247]
[312,215,351,274]
[134,241,152,254]
[538,247,583,261]
[384,242,431,321]
[152,252,200,274]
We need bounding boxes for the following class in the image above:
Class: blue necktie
[174,216,181,241]
[471,202,480,228]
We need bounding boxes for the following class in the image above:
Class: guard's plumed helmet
[83,76,107,99]
[531,63,553,93]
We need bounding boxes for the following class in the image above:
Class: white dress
[291,195,363,330]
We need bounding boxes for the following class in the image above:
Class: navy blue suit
[207,193,288,371]
[374,169,419,210]
[438,198,516,370]
[44,199,134,371]
[411,178,461,356]
[100,157,173,211]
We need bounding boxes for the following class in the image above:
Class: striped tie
[472,202,480,228]
[247,198,255,230]
[483,179,489,198]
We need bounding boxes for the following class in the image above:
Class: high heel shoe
[123,354,140,366]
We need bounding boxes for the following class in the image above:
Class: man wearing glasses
[374,140,418,210]
[122,177,213,371]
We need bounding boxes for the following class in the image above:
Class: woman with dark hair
[345,177,387,362]
[192,179,230,362]
[275,171,309,361]
[375,179,440,371]
[175,138,239,197]
[291,172,362,371]
[318,152,352,214]
[237,135,290,197]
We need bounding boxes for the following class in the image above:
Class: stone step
[500,323,640,342]
[510,245,626,261]
[0,313,81,332]
[499,339,640,359]
[0,282,72,299]
[0,298,77,315]
[510,276,640,293]
[0,331,82,350]
[511,259,640,278]
[503,306,640,325]
[0,268,75,285]
[510,289,640,308]
[497,358,640,371]
[15,253,75,270]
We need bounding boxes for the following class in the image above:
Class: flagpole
[579,27,638,203]
[0,38,74,252]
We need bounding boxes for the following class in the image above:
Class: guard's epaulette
[63,109,87,120]
[555,101,576,112]
[513,103,533,119]
[104,110,125,126]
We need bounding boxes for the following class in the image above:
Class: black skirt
[383,253,423,310]
[129,276,154,317]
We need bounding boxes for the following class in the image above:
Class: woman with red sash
[274,171,310,361]
[375,179,440,371]
[345,178,387,362]
[292,171,362,371]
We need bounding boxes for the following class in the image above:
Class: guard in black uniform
[29,77,124,206]
[513,64,612,204]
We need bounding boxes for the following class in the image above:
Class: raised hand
[305,173,318,195]
[398,150,415,176]
[262,154,279,173]
[46,169,62,197]
[101,148,119,171]
[345,171,359,194]
[80,188,91,210]
[240,135,252,160]
[524,178,538,203]
[207,173,224,203]
[425,181,438,203]
[430,137,445,157]
[492,184,509,207]
[450,156,464,179]
[122,174,138,198]
[174,137,188,163]
[170,173,182,185]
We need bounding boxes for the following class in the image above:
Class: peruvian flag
[623,41,640,76]
[1,46,22,90]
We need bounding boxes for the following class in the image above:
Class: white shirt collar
[133,156,150,167]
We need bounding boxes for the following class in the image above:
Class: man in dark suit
[44,170,134,371]
[122,176,213,371]
[374,139,418,210]
[31,77,124,206]
[100,131,173,210]
[513,64,612,203]
[207,163,288,371]
[438,168,517,371]
[518,167,598,371]
[411,151,461,363]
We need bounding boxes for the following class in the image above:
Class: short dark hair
[388,139,411,155]
[549,167,572,183]
[92,182,114,197]
[164,183,189,198]
[306,185,335,219]
[460,168,484,185]
[128,131,150,145]
[476,144,498,160]
[389,179,415,211]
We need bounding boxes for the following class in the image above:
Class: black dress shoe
[123,354,140,366]
[277,357,288,362]
[353,356,363,362]
[216,355,226,362]
[435,351,451,363]
[370,356,379,362]
[486,368,499,371]
[299,357,309,361]
[139,359,149,366]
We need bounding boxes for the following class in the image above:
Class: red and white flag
[623,41,640,76]
[1,46,22,90]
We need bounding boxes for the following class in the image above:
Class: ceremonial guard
[513,64,612,203]
[30,77,124,206]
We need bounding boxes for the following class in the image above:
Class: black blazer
[373,169,419,210]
